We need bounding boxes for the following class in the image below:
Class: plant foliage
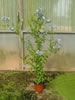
[24,8,62,84]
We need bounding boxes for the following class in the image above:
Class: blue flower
[35,9,39,14]
[36,50,44,55]
[1,16,7,21]
[1,16,10,21]
[39,51,44,55]
[8,26,14,31]
[24,64,27,68]
[39,8,42,11]
[53,46,57,50]
[57,39,62,45]
[35,8,44,18]
[53,25,56,29]
[39,12,43,18]
[42,16,45,20]
[56,39,62,49]
[46,19,51,23]
[8,27,10,31]
[36,50,39,54]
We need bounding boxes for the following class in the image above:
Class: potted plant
[24,8,62,92]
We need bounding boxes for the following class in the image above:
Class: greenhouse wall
[0,0,18,30]
[24,33,75,71]
[23,0,75,32]
[46,34,75,71]
[0,0,75,32]
[0,32,75,71]
[0,33,21,70]
[0,0,75,71]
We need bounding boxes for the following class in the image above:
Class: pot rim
[33,81,45,85]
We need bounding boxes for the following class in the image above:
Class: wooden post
[18,0,23,70]
[71,0,75,31]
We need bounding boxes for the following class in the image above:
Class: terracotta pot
[34,84,44,92]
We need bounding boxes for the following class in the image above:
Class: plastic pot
[34,84,44,92]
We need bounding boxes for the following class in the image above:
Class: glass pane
[23,0,75,32]
[0,33,20,70]
[24,33,75,71]
[0,0,18,30]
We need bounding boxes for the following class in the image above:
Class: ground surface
[0,71,62,100]
[0,71,75,100]
[52,73,75,100]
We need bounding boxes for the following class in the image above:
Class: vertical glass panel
[23,0,75,32]
[0,0,18,30]
[0,33,20,70]
[24,33,75,71]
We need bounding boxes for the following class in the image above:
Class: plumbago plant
[24,8,62,85]
[1,9,62,84]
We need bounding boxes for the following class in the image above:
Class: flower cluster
[1,16,10,21]
[35,8,44,18]
[8,26,15,31]
[36,50,44,56]
[24,64,27,69]
[53,39,62,50]
[35,8,56,30]
[1,16,15,31]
